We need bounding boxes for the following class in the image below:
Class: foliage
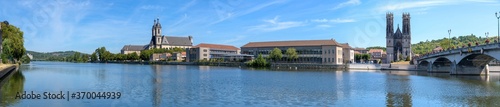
[269,48,282,62]
[128,52,140,60]
[140,50,153,61]
[439,38,451,50]
[21,54,30,64]
[91,52,98,62]
[1,22,26,63]
[247,54,269,68]
[366,46,386,51]
[412,34,496,55]
[285,48,298,62]
[354,53,371,62]
[405,56,410,61]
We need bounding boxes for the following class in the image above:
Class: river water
[1,61,500,106]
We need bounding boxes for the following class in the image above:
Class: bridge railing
[416,42,500,60]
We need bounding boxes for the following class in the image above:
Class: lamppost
[448,29,451,49]
[496,12,500,42]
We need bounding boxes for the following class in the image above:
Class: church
[121,18,193,55]
[386,12,412,63]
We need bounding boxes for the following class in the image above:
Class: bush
[247,54,269,68]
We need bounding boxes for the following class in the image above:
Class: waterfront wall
[0,65,17,83]
[271,63,347,70]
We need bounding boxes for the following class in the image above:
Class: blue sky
[1,0,499,54]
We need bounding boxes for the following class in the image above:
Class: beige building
[241,39,352,65]
[186,43,241,62]
[341,43,355,63]
[121,45,147,55]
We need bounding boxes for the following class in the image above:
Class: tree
[140,50,153,61]
[1,22,26,64]
[285,48,298,62]
[128,52,140,60]
[82,54,89,62]
[405,56,411,61]
[248,54,269,67]
[269,48,282,62]
[439,39,451,50]
[91,52,98,62]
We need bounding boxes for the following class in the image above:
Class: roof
[241,39,341,48]
[194,43,239,51]
[394,26,403,39]
[368,49,384,53]
[340,43,352,49]
[353,48,367,51]
[122,45,147,51]
[161,36,192,46]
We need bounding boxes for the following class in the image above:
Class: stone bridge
[416,43,500,75]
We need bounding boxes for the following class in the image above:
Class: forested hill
[411,34,497,55]
[27,50,89,61]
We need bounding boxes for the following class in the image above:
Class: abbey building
[121,18,193,54]
[386,12,412,62]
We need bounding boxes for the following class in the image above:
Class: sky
[0,0,499,54]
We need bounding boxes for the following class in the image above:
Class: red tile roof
[194,43,239,51]
[241,39,342,48]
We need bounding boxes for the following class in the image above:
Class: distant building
[186,43,244,62]
[121,45,147,55]
[241,39,351,64]
[353,48,368,54]
[150,53,170,61]
[121,18,193,54]
[368,49,384,59]
[341,43,355,63]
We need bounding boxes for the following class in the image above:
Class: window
[203,54,207,56]
[203,49,207,52]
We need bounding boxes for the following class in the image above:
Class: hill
[411,34,497,55]
[27,50,89,61]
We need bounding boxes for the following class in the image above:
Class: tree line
[90,47,185,62]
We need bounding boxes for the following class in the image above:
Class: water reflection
[0,70,25,106]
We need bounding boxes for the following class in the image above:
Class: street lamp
[496,12,500,42]
[448,29,451,49]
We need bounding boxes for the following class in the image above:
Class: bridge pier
[452,64,489,76]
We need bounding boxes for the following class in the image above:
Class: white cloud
[210,0,286,25]
[249,16,304,32]
[316,24,332,28]
[332,0,361,10]
[377,0,497,12]
[311,18,356,23]
[140,5,164,10]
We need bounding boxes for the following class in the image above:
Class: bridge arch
[431,57,452,72]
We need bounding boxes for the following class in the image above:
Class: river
[1,61,500,106]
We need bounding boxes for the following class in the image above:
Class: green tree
[1,22,26,64]
[269,48,282,62]
[81,54,89,62]
[285,48,298,62]
[140,50,153,61]
[248,54,269,67]
[406,56,411,61]
[439,38,451,50]
[91,52,98,62]
[129,52,140,60]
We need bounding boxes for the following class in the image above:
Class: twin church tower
[386,12,411,62]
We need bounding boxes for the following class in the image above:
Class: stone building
[121,18,194,54]
[186,43,246,62]
[241,39,352,64]
[386,12,412,63]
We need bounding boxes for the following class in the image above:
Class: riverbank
[0,64,17,83]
